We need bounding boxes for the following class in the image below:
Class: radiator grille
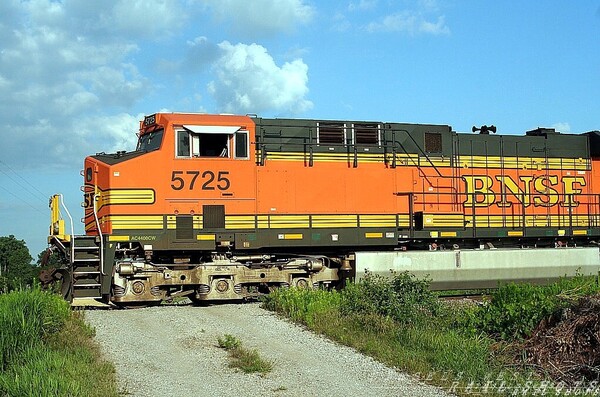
[176,215,194,239]
[424,132,442,153]
[203,205,225,229]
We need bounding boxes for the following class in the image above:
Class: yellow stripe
[109,215,163,230]
[98,189,155,207]
[440,231,457,237]
[261,215,311,229]
[507,231,523,236]
[312,215,358,228]
[264,151,590,170]
[197,234,216,241]
[359,215,397,227]
[573,230,588,235]
[225,215,256,229]
[283,233,303,240]
[421,213,593,228]
[108,235,130,242]
[365,232,383,238]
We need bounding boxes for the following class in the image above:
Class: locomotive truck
[44,113,600,306]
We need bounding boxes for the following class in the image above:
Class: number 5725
[170,170,230,191]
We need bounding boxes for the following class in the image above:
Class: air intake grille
[424,132,442,153]
[176,215,194,239]
[203,205,225,229]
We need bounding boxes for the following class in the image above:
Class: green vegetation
[263,272,600,396]
[0,289,119,397]
[0,235,37,292]
[218,334,274,375]
[465,276,600,340]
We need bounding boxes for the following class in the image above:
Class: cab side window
[177,131,190,157]
[234,131,248,159]
[175,127,249,159]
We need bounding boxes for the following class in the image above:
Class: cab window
[177,130,190,157]
[234,131,248,159]
[137,129,164,152]
[175,126,249,159]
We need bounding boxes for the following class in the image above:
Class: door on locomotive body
[169,123,256,244]
[83,157,109,236]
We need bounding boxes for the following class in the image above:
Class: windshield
[137,129,164,152]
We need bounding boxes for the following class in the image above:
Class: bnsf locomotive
[45,113,600,305]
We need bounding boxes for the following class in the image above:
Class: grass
[217,334,273,375]
[0,289,119,397]
[262,272,600,396]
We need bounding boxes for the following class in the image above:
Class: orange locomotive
[47,113,600,305]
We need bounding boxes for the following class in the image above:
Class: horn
[472,126,479,133]
[488,125,497,133]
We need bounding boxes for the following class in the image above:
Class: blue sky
[1,0,599,258]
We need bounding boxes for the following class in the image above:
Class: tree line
[0,235,48,292]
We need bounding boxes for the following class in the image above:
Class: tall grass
[264,287,341,326]
[264,273,600,395]
[264,272,498,382]
[0,289,70,371]
[0,289,119,397]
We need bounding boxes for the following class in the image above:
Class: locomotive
[45,113,600,306]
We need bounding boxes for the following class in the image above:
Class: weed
[218,334,241,350]
[217,335,273,375]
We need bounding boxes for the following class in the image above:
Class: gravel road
[85,303,452,397]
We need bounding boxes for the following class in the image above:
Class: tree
[0,235,35,292]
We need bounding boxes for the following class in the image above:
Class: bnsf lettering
[170,170,230,191]
[463,175,586,208]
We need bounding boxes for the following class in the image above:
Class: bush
[341,271,440,325]
[468,275,600,341]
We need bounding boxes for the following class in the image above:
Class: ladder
[71,235,102,300]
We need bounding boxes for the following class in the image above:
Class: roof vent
[526,128,559,136]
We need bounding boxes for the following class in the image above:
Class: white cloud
[418,0,441,12]
[0,0,168,169]
[366,12,450,35]
[332,12,352,32]
[551,122,571,133]
[205,0,314,36]
[348,0,377,12]
[80,113,142,153]
[208,41,312,115]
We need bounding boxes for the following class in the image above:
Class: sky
[0,0,599,258]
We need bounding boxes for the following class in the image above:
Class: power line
[0,160,48,203]
[0,184,46,215]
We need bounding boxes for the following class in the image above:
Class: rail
[395,191,600,239]
[92,194,105,276]
[58,194,75,263]
[49,194,76,262]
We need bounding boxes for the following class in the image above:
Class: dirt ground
[86,303,451,397]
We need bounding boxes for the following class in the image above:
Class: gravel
[85,303,452,397]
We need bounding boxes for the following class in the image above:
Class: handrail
[92,194,105,276]
[58,194,75,264]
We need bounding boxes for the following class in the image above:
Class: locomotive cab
[73,113,339,306]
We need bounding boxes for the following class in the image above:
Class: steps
[71,236,102,299]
